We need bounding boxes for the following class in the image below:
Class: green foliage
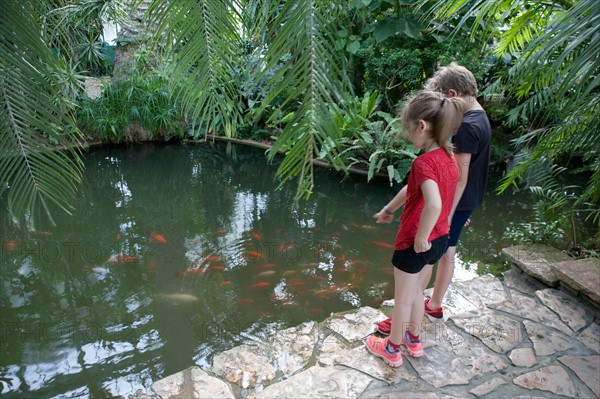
[256,0,352,200]
[1,0,84,227]
[502,214,566,247]
[77,51,186,142]
[147,0,243,139]
[233,39,291,129]
[502,155,598,253]
[353,32,496,112]
[46,0,127,76]
[339,110,418,185]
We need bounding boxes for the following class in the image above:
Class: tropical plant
[78,49,186,142]
[1,0,84,227]
[48,0,128,75]
[339,110,418,186]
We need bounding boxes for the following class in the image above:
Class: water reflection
[0,142,532,397]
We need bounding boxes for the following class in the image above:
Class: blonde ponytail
[401,91,466,155]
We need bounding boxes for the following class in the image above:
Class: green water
[0,142,532,397]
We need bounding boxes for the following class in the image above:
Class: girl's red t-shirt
[395,148,459,250]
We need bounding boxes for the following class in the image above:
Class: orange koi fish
[205,255,221,263]
[256,270,276,277]
[288,278,305,287]
[107,253,138,263]
[208,265,225,271]
[4,240,17,251]
[214,229,227,236]
[251,231,263,241]
[367,240,394,249]
[247,251,264,259]
[219,281,231,287]
[250,282,271,289]
[185,268,204,276]
[150,232,167,244]
[278,242,296,252]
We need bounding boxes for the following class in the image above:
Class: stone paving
[126,246,600,399]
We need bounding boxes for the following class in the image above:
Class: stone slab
[551,258,600,304]
[558,355,600,397]
[509,348,537,368]
[578,323,600,354]
[211,344,276,388]
[502,244,571,287]
[523,320,575,357]
[513,365,577,397]
[491,291,572,336]
[469,377,506,397]
[405,322,508,388]
[255,366,372,398]
[151,366,234,399]
[502,268,547,295]
[535,288,590,332]
[325,306,387,343]
[452,309,522,353]
[269,321,318,377]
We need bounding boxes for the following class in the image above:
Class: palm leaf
[1,0,84,226]
[259,0,350,200]
[147,0,244,138]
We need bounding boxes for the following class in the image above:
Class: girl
[365,91,465,367]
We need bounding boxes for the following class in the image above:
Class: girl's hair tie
[440,97,447,106]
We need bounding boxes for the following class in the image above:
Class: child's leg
[420,264,433,293]
[409,268,432,333]
[389,268,421,346]
[427,246,456,309]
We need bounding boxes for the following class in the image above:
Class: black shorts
[391,235,449,274]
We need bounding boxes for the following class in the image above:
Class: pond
[0,142,532,398]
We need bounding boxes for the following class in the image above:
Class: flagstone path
[125,245,600,398]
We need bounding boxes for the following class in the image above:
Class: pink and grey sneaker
[365,336,403,367]
[402,331,424,357]
[424,297,444,322]
[375,317,392,335]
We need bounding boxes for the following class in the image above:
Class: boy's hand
[414,240,432,253]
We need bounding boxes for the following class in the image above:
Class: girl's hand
[414,240,432,253]
[373,210,394,224]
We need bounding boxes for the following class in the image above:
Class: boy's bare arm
[449,152,471,222]
[415,180,442,253]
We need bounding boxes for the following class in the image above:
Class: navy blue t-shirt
[454,109,491,211]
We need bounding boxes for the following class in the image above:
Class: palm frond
[147,0,244,138]
[1,0,84,226]
[259,0,350,199]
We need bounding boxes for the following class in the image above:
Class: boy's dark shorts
[448,210,473,247]
[391,235,449,274]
